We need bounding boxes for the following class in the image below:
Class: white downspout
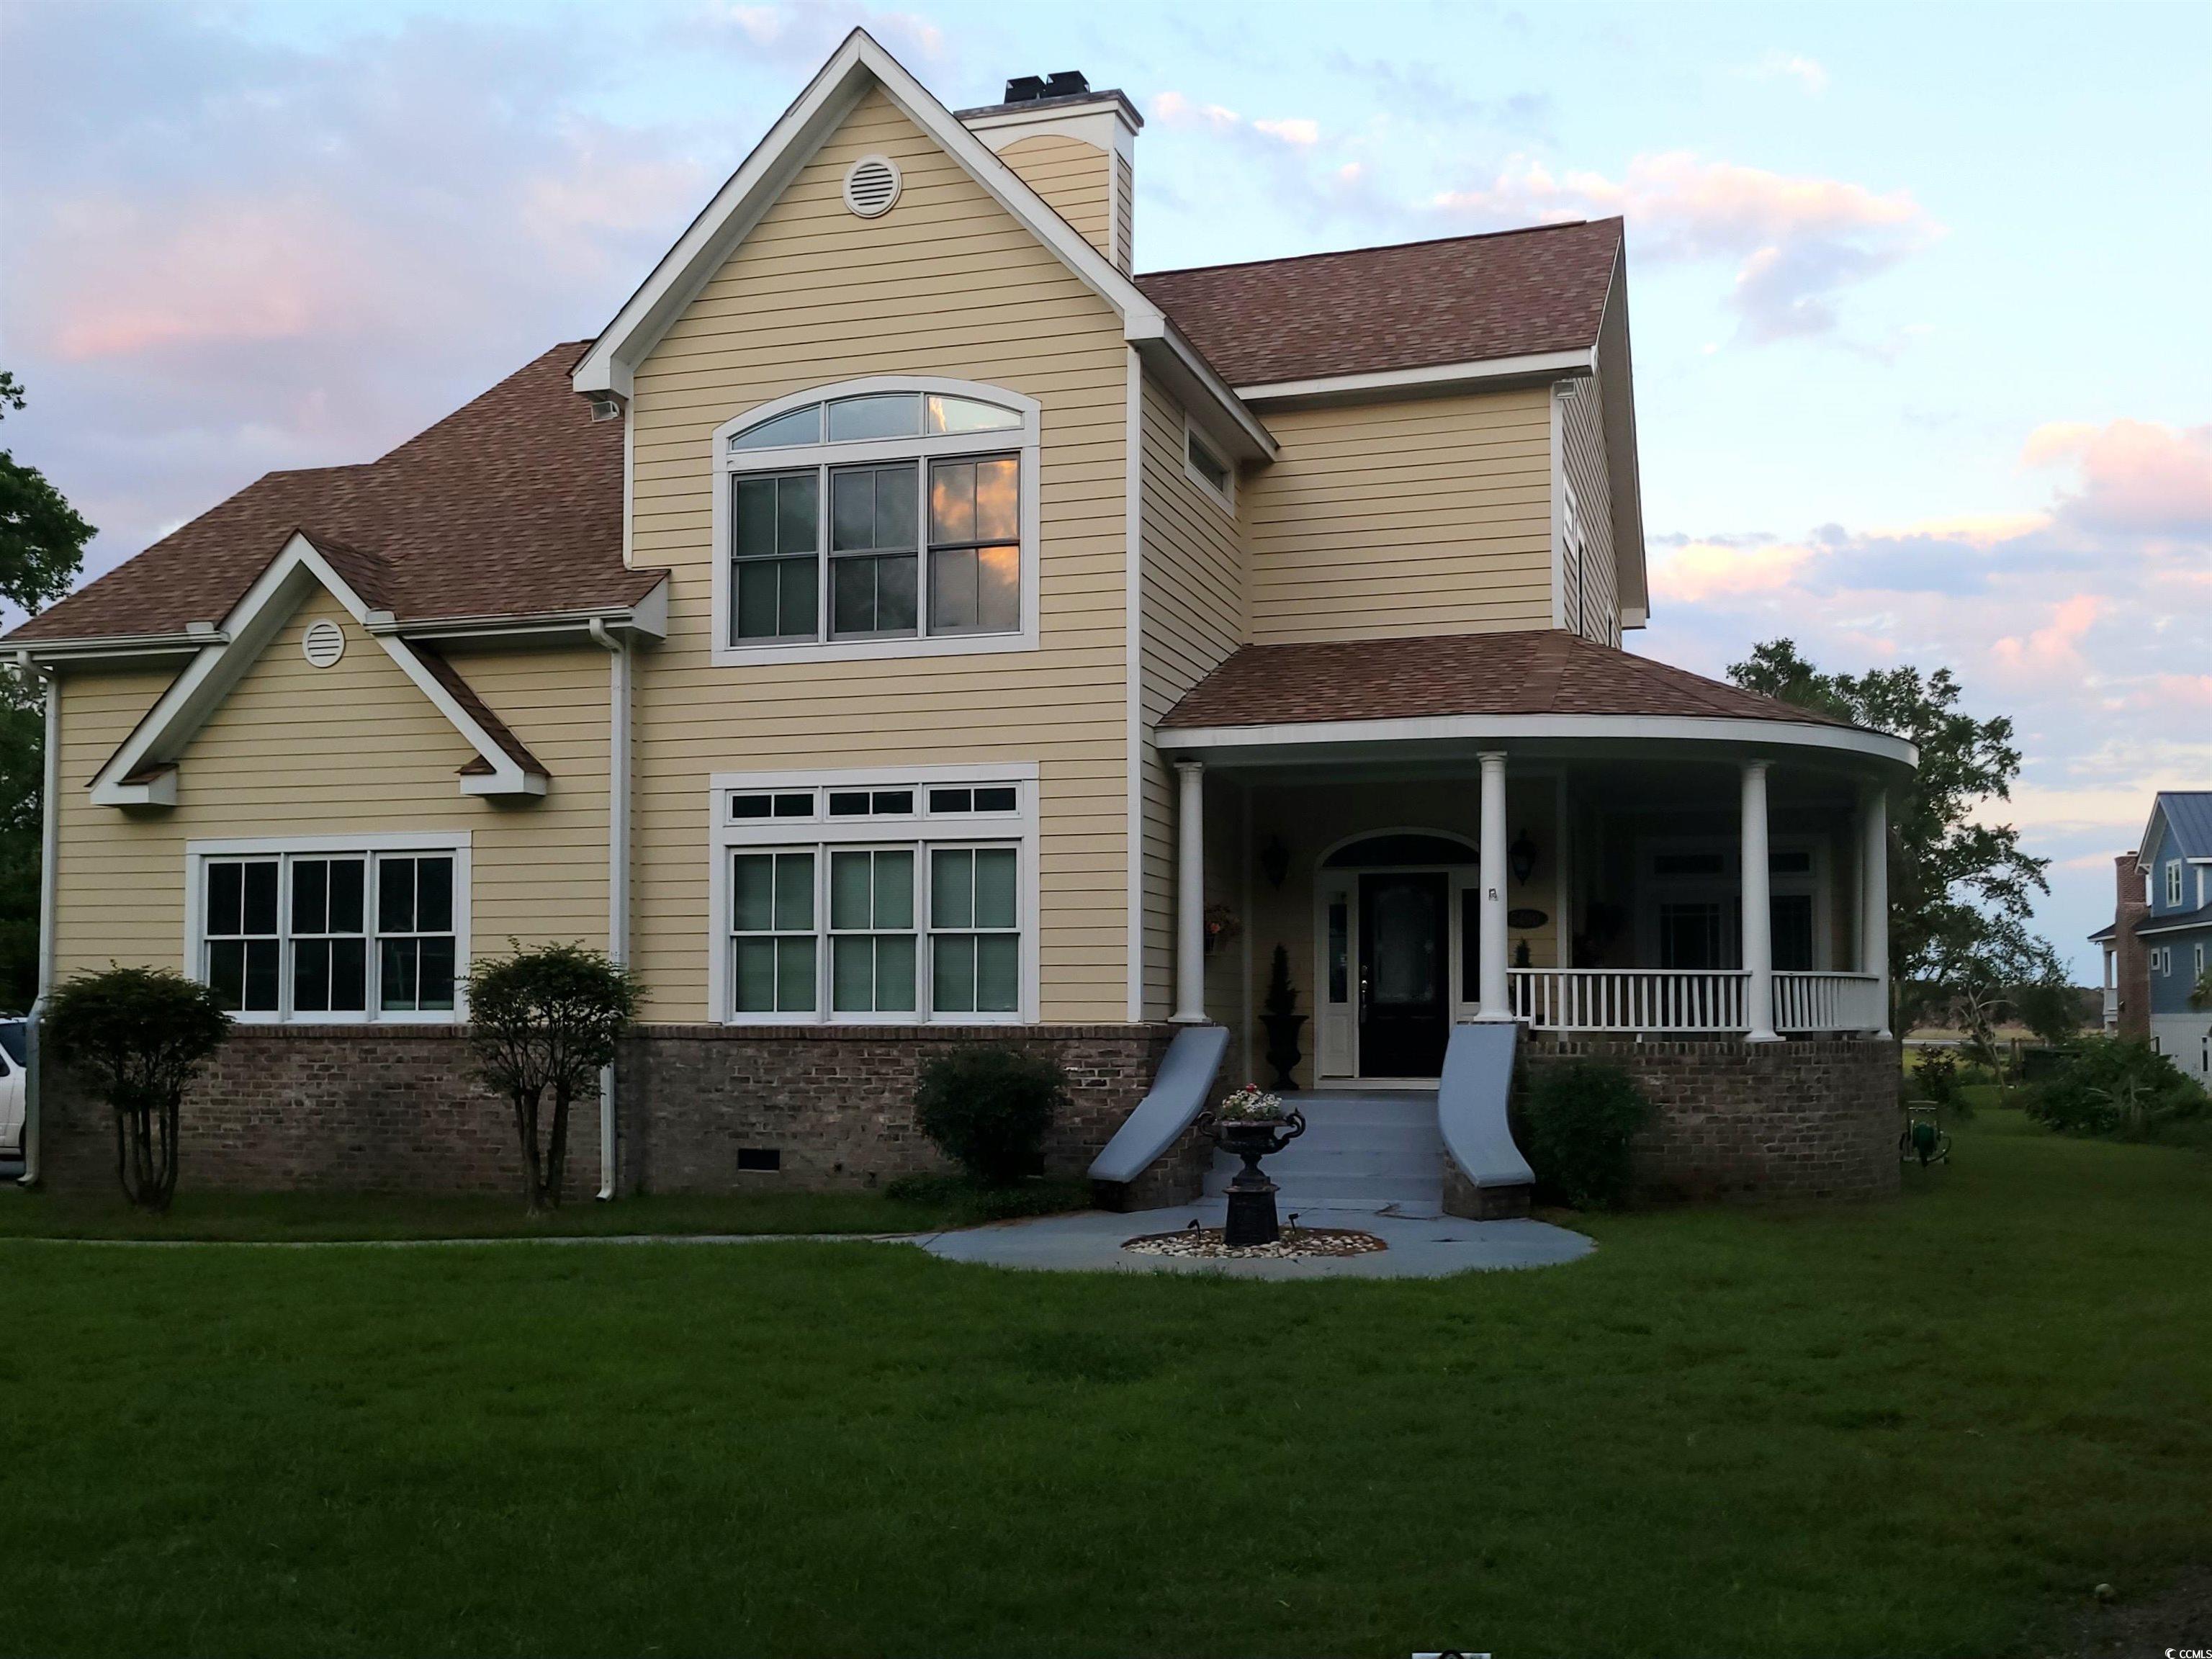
[588,617,631,1200]
[19,663,57,1186]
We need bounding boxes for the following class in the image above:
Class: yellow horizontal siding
[50,588,611,984]
[1244,386,1555,644]
[995,133,1112,258]
[627,86,1131,1023]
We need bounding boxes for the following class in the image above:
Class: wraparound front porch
[1159,716,1910,1087]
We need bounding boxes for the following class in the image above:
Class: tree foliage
[0,372,92,1010]
[2024,1038,2201,1139]
[45,966,231,1212]
[464,943,642,1211]
[1729,639,2059,1027]
[912,1044,1067,1187]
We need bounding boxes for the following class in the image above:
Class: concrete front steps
[1203,1089,1444,1218]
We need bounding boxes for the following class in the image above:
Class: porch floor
[916,1202,1593,1278]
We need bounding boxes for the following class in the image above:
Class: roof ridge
[1136,217,1618,282]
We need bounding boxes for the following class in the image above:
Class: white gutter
[1235,349,1595,406]
[1123,346,1146,1022]
[588,618,632,1200]
[19,667,57,1186]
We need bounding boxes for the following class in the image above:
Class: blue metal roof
[2151,791,2212,861]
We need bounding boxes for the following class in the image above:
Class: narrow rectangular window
[731,850,817,1014]
[830,848,917,1014]
[732,470,820,642]
[204,858,280,1012]
[929,845,1020,1014]
[290,857,367,1015]
[2167,861,2184,907]
[377,855,457,1013]
[1328,899,1349,1003]
[829,462,918,639]
[1185,426,1232,502]
[927,456,1020,636]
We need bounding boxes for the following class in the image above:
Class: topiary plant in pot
[1259,944,1306,1091]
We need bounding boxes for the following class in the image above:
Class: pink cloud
[2022,419,2212,539]
[1990,593,2104,677]
[1649,536,1812,603]
[1434,150,1940,341]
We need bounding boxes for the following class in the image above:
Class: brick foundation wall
[40,1025,601,1198]
[616,1024,1179,1195]
[1520,1035,1902,1202]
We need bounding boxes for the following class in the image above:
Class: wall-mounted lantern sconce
[1259,835,1290,890]
[1509,829,1538,886]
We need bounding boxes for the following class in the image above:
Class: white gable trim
[569,29,1274,462]
[89,534,546,807]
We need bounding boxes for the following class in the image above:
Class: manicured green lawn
[0,1182,1072,1242]
[5,1113,2207,1658]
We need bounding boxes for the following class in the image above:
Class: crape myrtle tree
[44,966,231,1212]
[1,369,96,1007]
[465,942,642,1211]
[1728,640,2062,1033]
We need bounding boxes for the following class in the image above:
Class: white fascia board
[378,578,670,646]
[1158,711,1920,772]
[1234,350,1594,406]
[10,633,219,667]
[1135,332,1277,462]
[572,30,1269,459]
[89,533,541,805]
[962,100,1138,165]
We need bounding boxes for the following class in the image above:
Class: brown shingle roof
[1136,219,1622,387]
[1159,631,1855,732]
[7,341,658,646]
[410,643,548,779]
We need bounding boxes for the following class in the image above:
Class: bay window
[714,381,1038,664]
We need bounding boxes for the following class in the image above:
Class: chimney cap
[1044,70,1089,98]
[1003,75,1048,104]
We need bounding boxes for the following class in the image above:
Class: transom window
[712,770,1035,1025]
[194,842,464,1022]
[716,382,1038,661]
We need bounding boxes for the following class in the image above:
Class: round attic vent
[302,619,346,669]
[842,155,902,219]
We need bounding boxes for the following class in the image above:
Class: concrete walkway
[914,1202,1594,1280]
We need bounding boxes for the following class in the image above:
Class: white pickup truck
[0,1017,25,1159]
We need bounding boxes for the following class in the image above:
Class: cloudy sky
[2,0,2206,972]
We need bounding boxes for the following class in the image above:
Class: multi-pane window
[730,850,817,1015]
[927,457,1020,635]
[830,849,916,1014]
[199,849,457,1020]
[719,776,1028,1023]
[721,386,1030,652]
[732,472,820,642]
[928,847,1019,1015]
[2167,860,2185,907]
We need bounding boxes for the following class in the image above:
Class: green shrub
[1515,1060,1651,1210]
[912,1044,1068,1187]
[45,965,231,1213]
[2023,1038,2202,1139]
[882,1171,1091,1221]
[1913,1047,1959,1107]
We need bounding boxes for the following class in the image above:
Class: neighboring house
[2090,791,2212,1079]
[5,34,1918,1205]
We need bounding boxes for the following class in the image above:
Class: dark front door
[1359,872,1449,1077]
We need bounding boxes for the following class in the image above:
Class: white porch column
[1861,784,1892,1038]
[1741,760,1779,1042]
[1173,759,1207,1023]
[1476,751,1512,1020]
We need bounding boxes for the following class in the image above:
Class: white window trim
[183,832,472,1025]
[709,377,1043,669]
[1182,413,1236,513]
[1632,834,1830,971]
[2166,859,2184,907]
[707,764,1041,1026]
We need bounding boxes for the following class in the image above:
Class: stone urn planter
[1198,1086,1308,1246]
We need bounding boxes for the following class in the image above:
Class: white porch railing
[1771,971,1886,1034]
[1508,968,1885,1035]
[1510,968,1750,1033]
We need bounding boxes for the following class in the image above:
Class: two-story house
[6,33,1916,1207]
[2090,791,2211,1079]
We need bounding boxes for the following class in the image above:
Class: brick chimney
[2113,851,2151,1039]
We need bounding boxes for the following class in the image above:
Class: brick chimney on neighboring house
[2113,851,2152,1039]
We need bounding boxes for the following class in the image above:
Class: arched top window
[1322,833,1478,868]
[712,379,1041,665]
[729,391,1024,451]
